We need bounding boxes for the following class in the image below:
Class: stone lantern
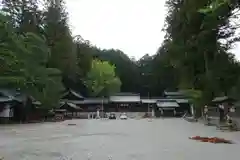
[230,107,235,113]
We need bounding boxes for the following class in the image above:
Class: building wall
[109,95,140,102]
[80,112,147,119]
[0,104,12,118]
[107,103,147,112]
[79,103,148,112]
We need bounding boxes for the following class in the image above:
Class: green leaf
[85,59,121,96]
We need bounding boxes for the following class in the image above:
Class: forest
[0,0,240,109]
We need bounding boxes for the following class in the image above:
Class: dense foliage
[1,0,240,110]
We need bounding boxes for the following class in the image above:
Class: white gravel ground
[0,118,240,160]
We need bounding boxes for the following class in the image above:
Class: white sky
[65,0,240,60]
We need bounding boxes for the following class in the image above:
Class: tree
[0,13,64,108]
[44,0,78,86]
[137,0,240,110]
[1,0,44,34]
[151,53,179,94]
[91,48,141,93]
[74,36,93,78]
[62,35,93,96]
[85,60,121,97]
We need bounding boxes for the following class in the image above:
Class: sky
[65,0,240,60]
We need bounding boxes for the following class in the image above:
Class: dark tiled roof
[62,98,108,105]
[157,99,177,102]
[163,91,185,96]
[212,96,235,103]
[141,97,164,99]
[0,88,42,106]
[111,92,140,96]
[69,90,84,99]
[0,97,13,103]
[61,89,84,100]
[141,99,157,104]
[141,98,189,104]
[61,97,189,105]
[60,102,82,110]
[0,88,27,102]
[0,88,19,97]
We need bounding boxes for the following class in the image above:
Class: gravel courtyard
[0,118,240,160]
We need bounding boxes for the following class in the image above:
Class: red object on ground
[189,136,233,144]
